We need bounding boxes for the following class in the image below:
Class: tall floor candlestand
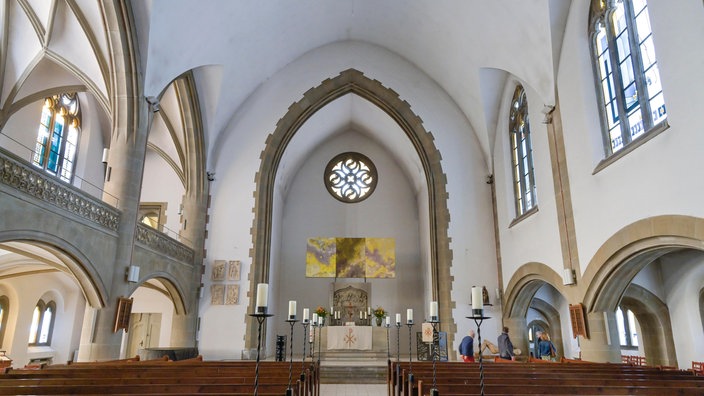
[395,322,402,395]
[406,321,414,385]
[285,318,298,396]
[300,320,309,381]
[310,321,317,359]
[317,319,325,367]
[467,312,490,396]
[385,322,391,360]
[429,319,439,396]
[249,311,273,396]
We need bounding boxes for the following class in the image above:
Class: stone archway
[621,284,677,366]
[246,69,453,349]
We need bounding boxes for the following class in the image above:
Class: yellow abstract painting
[306,237,395,278]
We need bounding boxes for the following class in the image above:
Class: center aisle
[319,383,386,395]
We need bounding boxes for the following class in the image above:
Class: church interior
[0,0,703,393]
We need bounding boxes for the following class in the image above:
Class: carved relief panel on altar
[331,283,370,324]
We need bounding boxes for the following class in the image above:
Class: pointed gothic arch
[246,68,453,348]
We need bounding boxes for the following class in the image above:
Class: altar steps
[319,363,387,384]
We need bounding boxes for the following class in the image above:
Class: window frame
[0,296,8,348]
[589,0,668,158]
[28,299,56,347]
[508,84,538,219]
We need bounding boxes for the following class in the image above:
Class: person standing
[538,332,557,361]
[498,326,515,360]
[459,329,476,362]
[534,330,543,358]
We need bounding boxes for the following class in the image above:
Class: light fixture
[126,265,140,283]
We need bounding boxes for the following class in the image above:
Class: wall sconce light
[126,265,140,283]
[101,148,109,164]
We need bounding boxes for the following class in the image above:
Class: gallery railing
[135,223,194,264]
[0,147,120,231]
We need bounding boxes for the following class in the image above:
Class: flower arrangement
[373,306,386,319]
[315,306,328,318]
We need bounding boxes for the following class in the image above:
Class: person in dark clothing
[497,326,515,360]
[459,329,475,362]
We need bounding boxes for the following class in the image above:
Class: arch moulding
[246,68,453,348]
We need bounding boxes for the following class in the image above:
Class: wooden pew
[0,360,316,396]
[390,360,704,396]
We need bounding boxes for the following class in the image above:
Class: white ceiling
[136,0,572,185]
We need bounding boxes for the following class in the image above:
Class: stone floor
[319,383,387,395]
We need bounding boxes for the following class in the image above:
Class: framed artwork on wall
[210,285,224,305]
[227,260,241,281]
[225,284,240,305]
[211,260,226,281]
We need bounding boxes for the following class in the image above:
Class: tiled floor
[319,383,387,395]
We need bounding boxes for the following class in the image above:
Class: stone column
[503,316,528,359]
[579,311,621,363]
[86,98,150,360]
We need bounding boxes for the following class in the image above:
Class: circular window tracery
[324,152,378,203]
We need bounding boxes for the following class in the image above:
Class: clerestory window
[509,84,537,217]
[590,0,667,156]
[32,93,81,182]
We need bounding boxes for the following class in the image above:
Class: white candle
[407,308,413,323]
[313,313,318,324]
[364,312,367,319]
[288,300,297,318]
[395,313,401,324]
[331,306,334,316]
[367,306,371,315]
[472,286,483,311]
[256,283,268,308]
[303,308,310,322]
[430,301,438,318]
[385,316,390,326]
[318,315,324,325]
[359,311,363,319]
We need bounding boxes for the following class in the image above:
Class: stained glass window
[32,93,80,182]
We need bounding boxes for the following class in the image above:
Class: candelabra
[406,321,414,385]
[467,312,490,396]
[285,317,298,396]
[248,311,273,396]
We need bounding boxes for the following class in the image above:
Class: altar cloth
[326,325,372,350]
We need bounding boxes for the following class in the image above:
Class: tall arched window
[28,299,56,346]
[590,0,667,156]
[509,84,537,217]
[0,296,8,347]
[616,305,639,349]
[32,93,81,182]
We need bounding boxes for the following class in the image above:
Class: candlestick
[288,300,297,320]
[256,283,268,313]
